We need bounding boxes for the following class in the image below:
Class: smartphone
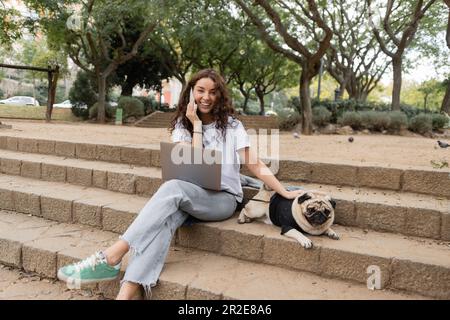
[189,88,195,105]
[189,88,199,116]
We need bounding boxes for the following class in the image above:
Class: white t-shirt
[171,116,250,202]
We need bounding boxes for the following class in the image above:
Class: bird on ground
[437,140,449,148]
[348,137,354,143]
[293,132,300,139]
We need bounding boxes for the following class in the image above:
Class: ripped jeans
[119,179,237,297]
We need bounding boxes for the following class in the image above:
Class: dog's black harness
[269,193,306,235]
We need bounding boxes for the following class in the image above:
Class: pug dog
[238,184,339,249]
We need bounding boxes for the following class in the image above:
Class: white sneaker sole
[57,269,119,287]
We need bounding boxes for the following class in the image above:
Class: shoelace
[73,252,105,273]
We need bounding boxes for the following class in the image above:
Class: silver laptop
[160,142,222,191]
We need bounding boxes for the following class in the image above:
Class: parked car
[53,100,72,108]
[0,96,40,106]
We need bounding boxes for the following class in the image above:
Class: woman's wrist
[193,121,202,132]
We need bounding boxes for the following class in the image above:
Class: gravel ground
[0,119,449,170]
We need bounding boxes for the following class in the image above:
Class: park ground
[0,119,449,171]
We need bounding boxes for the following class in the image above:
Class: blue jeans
[119,179,237,298]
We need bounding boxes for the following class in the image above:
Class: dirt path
[0,264,104,300]
[0,119,449,170]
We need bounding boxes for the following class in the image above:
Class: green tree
[324,1,389,102]
[441,0,450,113]
[235,0,333,135]
[418,79,442,111]
[0,3,24,49]
[69,70,97,109]
[232,40,298,115]
[108,20,174,96]
[25,0,163,123]
[367,0,439,110]
[147,0,244,88]
[17,37,68,102]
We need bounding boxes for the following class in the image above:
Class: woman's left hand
[281,189,326,199]
[282,189,306,200]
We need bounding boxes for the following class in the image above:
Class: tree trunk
[45,67,59,122]
[32,77,36,101]
[441,83,450,114]
[339,82,346,98]
[392,56,402,111]
[242,94,249,113]
[299,72,313,135]
[255,88,265,115]
[238,86,250,113]
[353,91,368,102]
[97,74,107,123]
[424,94,428,112]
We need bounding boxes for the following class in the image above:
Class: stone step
[1,136,449,198]
[176,215,450,299]
[0,175,448,298]
[0,150,448,240]
[0,174,148,232]
[0,210,428,300]
[0,149,163,197]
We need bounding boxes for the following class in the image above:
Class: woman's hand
[281,189,326,200]
[281,189,307,200]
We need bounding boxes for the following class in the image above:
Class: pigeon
[437,141,449,148]
[348,137,354,143]
[293,132,300,139]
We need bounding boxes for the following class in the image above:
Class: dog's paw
[298,237,313,249]
[326,229,340,240]
[237,210,252,224]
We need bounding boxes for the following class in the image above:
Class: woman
[57,69,304,300]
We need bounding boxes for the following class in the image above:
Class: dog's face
[296,192,336,227]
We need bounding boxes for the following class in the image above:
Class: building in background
[135,78,183,109]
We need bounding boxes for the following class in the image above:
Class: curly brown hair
[169,69,236,139]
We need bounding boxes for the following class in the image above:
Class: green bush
[408,114,432,134]
[431,113,448,130]
[72,105,89,120]
[312,106,332,127]
[134,96,154,114]
[118,96,145,119]
[0,87,4,99]
[88,102,115,119]
[69,71,97,111]
[338,112,362,130]
[359,111,391,131]
[158,102,175,112]
[279,113,301,131]
[388,111,408,131]
[399,103,422,119]
[287,96,301,112]
[359,111,373,130]
[311,99,391,123]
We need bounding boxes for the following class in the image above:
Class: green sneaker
[57,251,121,288]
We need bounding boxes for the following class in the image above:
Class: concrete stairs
[134,112,279,131]
[0,135,449,299]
